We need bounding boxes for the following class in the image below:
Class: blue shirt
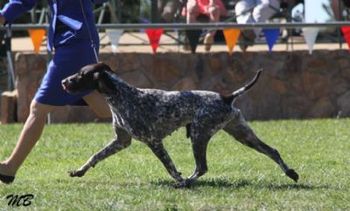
[0,0,108,50]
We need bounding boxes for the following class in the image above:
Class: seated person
[185,0,227,51]
[235,0,281,51]
[280,0,304,11]
[140,0,181,23]
[236,0,304,51]
[331,0,350,20]
[159,0,182,22]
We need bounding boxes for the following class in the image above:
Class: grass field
[1,119,350,210]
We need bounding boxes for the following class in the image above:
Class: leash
[3,26,15,90]
[78,0,99,62]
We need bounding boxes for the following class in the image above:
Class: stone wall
[5,50,350,123]
[0,58,9,113]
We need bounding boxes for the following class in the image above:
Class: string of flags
[105,29,123,53]
[26,26,350,55]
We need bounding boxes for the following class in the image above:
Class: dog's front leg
[69,128,131,177]
[146,141,185,186]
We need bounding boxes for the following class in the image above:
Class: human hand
[205,4,217,14]
[205,0,217,13]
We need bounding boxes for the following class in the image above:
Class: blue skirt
[34,40,98,106]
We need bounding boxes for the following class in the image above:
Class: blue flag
[263,28,280,52]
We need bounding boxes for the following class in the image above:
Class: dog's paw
[286,169,299,182]
[173,179,196,188]
[68,170,85,177]
[173,180,190,189]
[173,182,185,189]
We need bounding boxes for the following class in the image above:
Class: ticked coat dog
[62,63,299,187]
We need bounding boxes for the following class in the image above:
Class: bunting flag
[28,29,46,54]
[341,26,350,50]
[106,29,123,53]
[223,28,241,55]
[145,28,164,54]
[302,27,319,54]
[185,30,201,54]
[263,28,280,52]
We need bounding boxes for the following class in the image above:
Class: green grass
[1,119,350,210]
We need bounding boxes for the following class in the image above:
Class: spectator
[185,0,227,51]
[0,0,111,184]
[141,0,182,23]
[331,0,350,20]
[235,0,280,51]
[280,0,304,10]
[159,0,182,22]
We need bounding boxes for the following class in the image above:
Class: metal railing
[0,21,350,30]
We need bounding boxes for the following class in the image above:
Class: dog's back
[109,87,235,140]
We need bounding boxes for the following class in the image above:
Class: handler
[0,0,111,184]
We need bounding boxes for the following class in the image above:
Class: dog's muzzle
[61,79,69,91]
[61,78,75,92]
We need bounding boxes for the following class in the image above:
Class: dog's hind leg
[184,134,211,187]
[146,141,184,185]
[224,112,299,182]
[69,128,131,177]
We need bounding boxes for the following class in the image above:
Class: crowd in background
[1,0,350,52]
[138,0,349,51]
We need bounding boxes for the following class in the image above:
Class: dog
[62,62,299,187]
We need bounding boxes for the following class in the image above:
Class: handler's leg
[0,100,56,182]
[83,91,111,118]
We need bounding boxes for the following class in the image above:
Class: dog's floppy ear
[95,70,116,94]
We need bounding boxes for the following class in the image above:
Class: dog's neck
[101,71,139,102]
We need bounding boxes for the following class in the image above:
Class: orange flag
[223,29,240,55]
[28,29,46,54]
[341,26,350,50]
[145,28,164,54]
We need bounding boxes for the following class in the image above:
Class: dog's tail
[224,69,263,105]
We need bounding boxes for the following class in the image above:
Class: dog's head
[62,62,115,94]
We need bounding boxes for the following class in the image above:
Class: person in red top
[185,0,227,51]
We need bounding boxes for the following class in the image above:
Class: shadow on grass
[53,176,331,191]
[152,178,252,189]
[264,183,331,190]
[152,178,331,191]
